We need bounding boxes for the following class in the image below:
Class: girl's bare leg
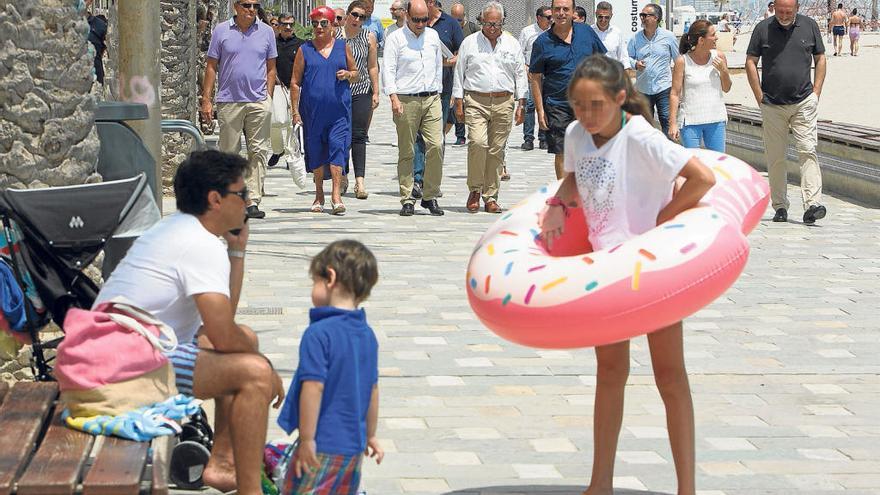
[584,340,630,495]
[647,321,695,495]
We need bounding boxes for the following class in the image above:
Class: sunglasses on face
[336,15,344,21]
[411,16,429,23]
[350,12,367,20]
[596,15,611,20]
[237,2,259,10]
[223,187,249,201]
[639,12,657,18]
[311,19,331,27]
[539,14,552,20]
[280,22,294,27]
[481,21,503,28]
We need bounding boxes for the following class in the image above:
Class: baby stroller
[0,174,214,489]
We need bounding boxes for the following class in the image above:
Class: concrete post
[117,0,163,208]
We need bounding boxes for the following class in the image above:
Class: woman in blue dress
[291,6,358,215]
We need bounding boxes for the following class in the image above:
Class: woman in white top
[668,20,732,152]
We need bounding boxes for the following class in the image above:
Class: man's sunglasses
[538,14,552,20]
[280,22,295,27]
[411,16,429,23]
[350,12,367,20]
[481,21,503,28]
[237,2,260,10]
[336,15,344,21]
[639,12,657,18]
[223,187,249,201]
[311,19,331,28]
[596,15,611,20]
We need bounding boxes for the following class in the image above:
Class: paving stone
[204,96,880,495]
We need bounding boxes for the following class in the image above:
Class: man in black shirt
[270,14,304,168]
[746,0,827,224]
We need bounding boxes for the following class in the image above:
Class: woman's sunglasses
[311,19,331,28]
[350,12,367,20]
[639,13,657,18]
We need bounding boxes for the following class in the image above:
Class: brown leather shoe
[485,200,502,213]
[466,191,481,212]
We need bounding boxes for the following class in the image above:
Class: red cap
[309,6,336,21]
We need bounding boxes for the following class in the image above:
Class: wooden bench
[726,103,880,152]
[0,381,171,495]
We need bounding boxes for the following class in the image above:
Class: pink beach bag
[56,297,178,391]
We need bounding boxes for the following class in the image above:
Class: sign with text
[606,0,652,44]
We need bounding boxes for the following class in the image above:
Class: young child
[539,55,716,495]
[277,239,383,494]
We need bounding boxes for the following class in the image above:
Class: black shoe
[772,208,787,222]
[520,140,534,151]
[803,204,826,224]
[246,205,266,219]
[268,153,282,168]
[420,199,444,216]
[399,203,415,216]
[454,137,466,146]
[538,140,548,150]
[412,181,423,199]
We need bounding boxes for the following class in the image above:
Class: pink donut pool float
[466,149,770,349]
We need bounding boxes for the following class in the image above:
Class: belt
[397,91,438,97]
[468,91,513,98]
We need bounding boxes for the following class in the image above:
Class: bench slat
[150,436,173,495]
[0,382,58,495]
[16,409,96,495]
[81,437,149,495]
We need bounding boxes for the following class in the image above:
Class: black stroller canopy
[0,174,160,270]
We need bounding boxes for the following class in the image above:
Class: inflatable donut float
[466,149,770,349]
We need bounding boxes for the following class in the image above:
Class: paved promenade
[218,102,880,494]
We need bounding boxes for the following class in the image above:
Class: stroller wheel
[170,440,211,490]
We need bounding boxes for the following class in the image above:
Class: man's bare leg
[194,329,269,495]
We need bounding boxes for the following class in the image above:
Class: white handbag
[288,124,307,189]
[271,85,290,127]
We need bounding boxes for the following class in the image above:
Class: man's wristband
[228,249,246,259]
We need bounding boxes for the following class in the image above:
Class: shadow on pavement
[443,487,669,495]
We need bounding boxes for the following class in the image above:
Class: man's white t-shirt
[95,212,230,344]
[563,115,693,250]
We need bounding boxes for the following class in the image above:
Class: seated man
[94,150,284,495]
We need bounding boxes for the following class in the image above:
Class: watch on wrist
[228,249,246,259]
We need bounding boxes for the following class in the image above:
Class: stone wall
[0,0,101,189]
[160,0,197,194]
[0,0,101,382]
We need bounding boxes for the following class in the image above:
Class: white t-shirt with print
[563,115,693,250]
[94,212,230,344]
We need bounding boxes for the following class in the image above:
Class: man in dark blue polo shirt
[530,0,606,179]
[411,0,464,198]
[745,0,827,225]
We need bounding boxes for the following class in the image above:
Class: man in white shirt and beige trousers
[383,0,446,216]
[453,2,526,213]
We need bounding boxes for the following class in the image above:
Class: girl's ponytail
[621,75,652,123]
[568,54,652,123]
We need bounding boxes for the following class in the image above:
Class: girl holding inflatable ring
[538,55,715,495]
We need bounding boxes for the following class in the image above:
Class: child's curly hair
[309,240,379,303]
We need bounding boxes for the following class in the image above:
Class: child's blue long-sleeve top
[277,306,379,455]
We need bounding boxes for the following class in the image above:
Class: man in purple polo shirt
[201,0,277,219]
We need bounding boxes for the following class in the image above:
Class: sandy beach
[723,31,880,128]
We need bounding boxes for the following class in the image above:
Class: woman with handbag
[291,6,358,215]
[337,0,380,199]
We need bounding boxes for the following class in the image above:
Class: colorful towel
[63,394,201,442]
[282,450,363,495]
